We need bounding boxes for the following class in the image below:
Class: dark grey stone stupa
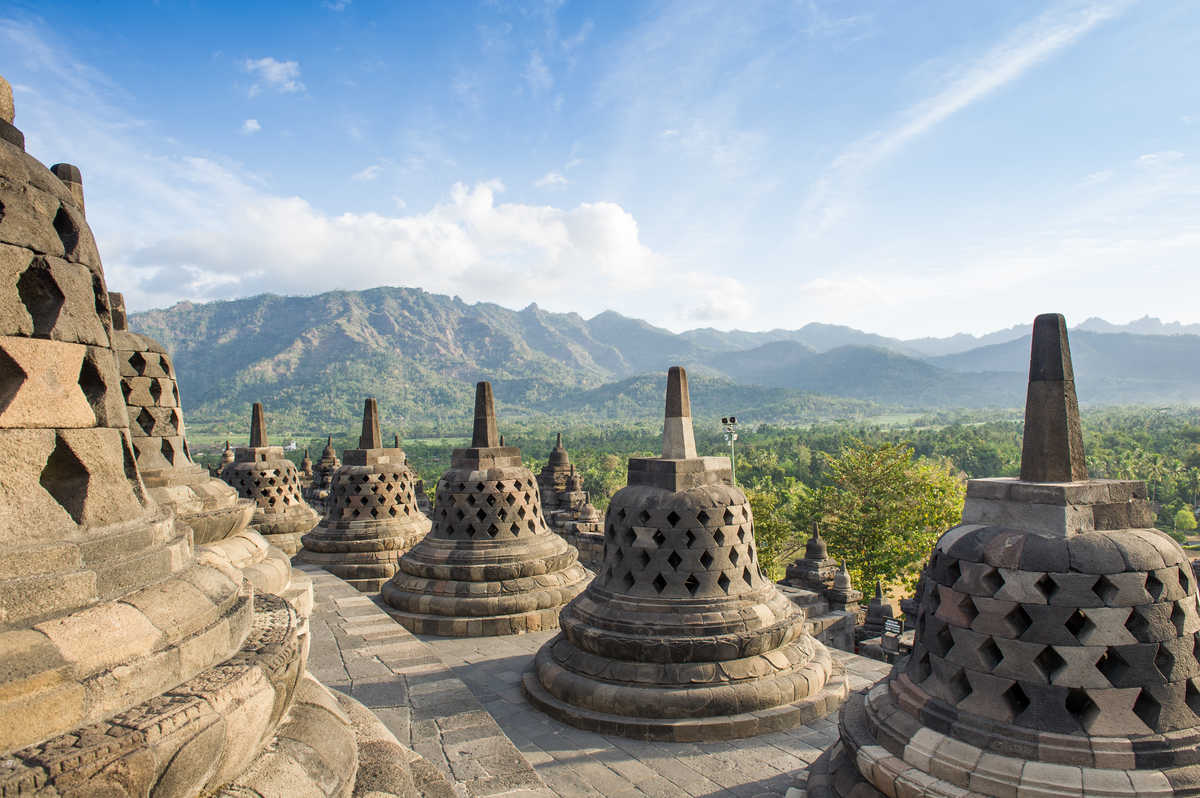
[799,314,1200,797]
[380,381,590,635]
[298,398,432,591]
[523,367,848,741]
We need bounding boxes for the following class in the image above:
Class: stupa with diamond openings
[0,74,448,797]
[298,397,432,591]
[522,366,848,741]
[798,314,1200,798]
[219,401,320,554]
[381,381,590,635]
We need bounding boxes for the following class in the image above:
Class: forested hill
[130,286,1200,433]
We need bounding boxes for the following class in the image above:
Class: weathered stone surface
[524,367,846,741]
[381,381,589,635]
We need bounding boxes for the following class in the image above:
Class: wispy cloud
[523,50,552,93]
[535,170,567,188]
[803,0,1132,231]
[352,164,382,181]
[242,56,305,96]
[241,118,261,134]
[1137,150,1184,167]
[323,0,351,10]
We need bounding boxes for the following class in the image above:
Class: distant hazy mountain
[1076,315,1200,336]
[130,287,1200,432]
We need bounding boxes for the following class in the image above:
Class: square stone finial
[662,366,697,459]
[108,292,127,331]
[1019,314,1087,483]
[359,397,382,449]
[249,402,268,448]
[471,381,499,448]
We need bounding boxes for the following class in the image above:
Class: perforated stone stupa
[305,434,341,512]
[109,291,254,544]
[381,381,589,635]
[0,75,447,797]
[219,401,320,554]
[523,367,848,741]
[800,314,1200,798]
[299,397,432,591]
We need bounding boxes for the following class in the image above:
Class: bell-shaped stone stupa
[523,367,848,740]
[381,381,589,635]
[219,401,320,554]
[0,75,445,796]
[299,398,432,591]
[800,314,1200,797]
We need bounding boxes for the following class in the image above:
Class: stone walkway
[301,563,892,797]
[420,631,891,798]
[300,564,554,797]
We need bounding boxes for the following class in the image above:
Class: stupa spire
[471,381,499,448]
[661,366,697,459]
[1019,313,1087,482]
[249,402,268,447]
[359,397,382,449]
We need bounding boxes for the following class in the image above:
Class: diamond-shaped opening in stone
[388,506,397,517]
[53,205,80,255]
[135,407,155,436]
[652,573,667,593]
[717,572,731,593]
[172,384,180,405]
[615,547,625,563]
[697,509,709,525]
[1125,608,1151,641]
[665,510,681,527]
[685,530,696,548]
[946,668,971,704]
[497,507,507,521]
[487,523,499,538]
[713,529,725,546]
[623,527,636,546]
[978,638,1003,670]
[957,595,979,626]
[623,571,635,591]
[120,379,133,403]
[1066,609,1094,642]
[981,568,1004,596]
[370,507,379,518]
[1194,632,1200,663]
[932,623,955,657]
[1180,566,1193,595]
[148,378,163,404]
[1034,646,1066,682]
[39,435,88,524]
[639,510,651,524]
[475,482,486,492]
[517,506,527,519]
[1002,682,1030,718]
[667,550,682,570]
[1096,648,1129,684]
[76,356,104,411]
[486,493,496,506]
[1173,602,1188,635]
[945,558,961,587]
[1133,688,1162,730]
[1093,574,1119,605]
[129,351,148,375]
[1187,679,1200,717]
[699,551,714,569]
[1155,644,1175,680]
[639,550,651,569]
[742,567,753,586]
[723,508,735,524]
[616,507,627,521]
[1036,573,1058,601]
[1147,571,1165,601]
[684,574,700,596]
[1065,688,1098,731]
[455,508,465,521]
[729,548,740,566]
[17,259,65,339]
[929,585,942,613]
[504,493,515,505]
[466,494,477,507]
[475,508,488,522]
[652,530,666,547]
[160,437,175,466]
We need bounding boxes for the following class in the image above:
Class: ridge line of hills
[129,286,1200,432]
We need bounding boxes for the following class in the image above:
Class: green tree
[1175,507,1197,533]
[817,441,965,591]
[743,483,816,581]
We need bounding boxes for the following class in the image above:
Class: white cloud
[242,56,305,96]
[241,118,261,134]
[803,0,1132,231]
[1137,150,1184,167]
[535,170,568,188]
[323,0,351,10]
[523,50,553,93]
[679,273,752,322]
[352,164,382,181]
[1081,169,1113,185]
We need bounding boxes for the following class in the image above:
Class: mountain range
[129,287,1200,433]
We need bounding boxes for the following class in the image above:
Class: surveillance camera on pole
[721,416,739,485]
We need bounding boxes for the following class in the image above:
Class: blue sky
[2,0,1197,337]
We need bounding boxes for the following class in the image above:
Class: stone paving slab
[299,563,555,798]
[420,630,892,797]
